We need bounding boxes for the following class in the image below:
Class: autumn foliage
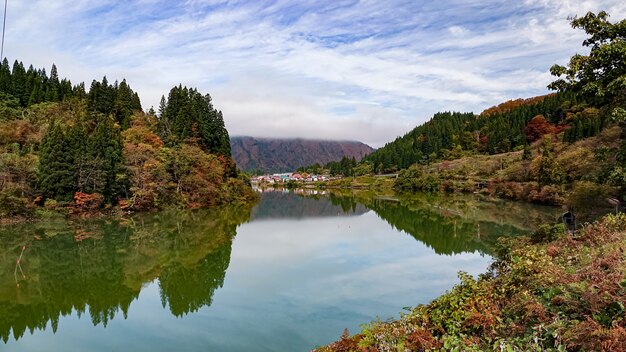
[317,213,626,351]
[480,94,554,116]
[523,115,556,142]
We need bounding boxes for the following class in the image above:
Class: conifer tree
[114,79,133,129]
[38,122,76,200]
[159,86,231,156]
[0,59,10,92]
[88,115,123,201]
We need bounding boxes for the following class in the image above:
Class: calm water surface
[0,191,558,351]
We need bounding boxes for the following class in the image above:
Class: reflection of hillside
[353,192,558,256]
[251,191,369,220]
[0,205,252,343]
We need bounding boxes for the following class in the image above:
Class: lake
[0,190,558,351]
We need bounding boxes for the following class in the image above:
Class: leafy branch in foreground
[549,11,626,107]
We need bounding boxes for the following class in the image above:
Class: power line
[1,0,6,61]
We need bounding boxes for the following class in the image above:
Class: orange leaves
[73,192,104,211]
[121,126,164,149]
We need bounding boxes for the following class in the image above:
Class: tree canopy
[549,11,626,107]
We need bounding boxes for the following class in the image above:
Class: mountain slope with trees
[315,10,626,215]
[319,10,626,351]
[0,62,256,221]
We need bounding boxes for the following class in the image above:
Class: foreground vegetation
[317,212,626,351]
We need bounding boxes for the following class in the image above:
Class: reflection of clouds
[229,212,490,312]
[205,208,493,349]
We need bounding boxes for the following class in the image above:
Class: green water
[0,191,558,351]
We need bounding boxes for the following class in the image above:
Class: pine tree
[48,64,60,101]
[160,86,231,156]
[11,61,26,106]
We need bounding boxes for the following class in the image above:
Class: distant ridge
[230,136,374,172]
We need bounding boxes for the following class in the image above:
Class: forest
[318,10,626,352]
[0,61,256,221]
[301,11,626,212]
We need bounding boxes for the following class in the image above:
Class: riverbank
[0,186,259,226]
[316,213,626,351]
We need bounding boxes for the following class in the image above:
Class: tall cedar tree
[158,85,231,156]
[89,115,125,202]
[88,76,142,128]
[38,122,77,200]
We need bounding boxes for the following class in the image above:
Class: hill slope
[230,136,374,172]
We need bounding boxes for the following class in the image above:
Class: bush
[566,181,612,220]
[530,223,565,243]
[0,186,34,218]
[394,165,441,193]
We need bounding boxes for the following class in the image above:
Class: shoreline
[316,212,626,351]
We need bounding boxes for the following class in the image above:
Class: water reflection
[357,193,559,255]
[0,205,252,343]
[0,191,559,349]
[251,189,368,220]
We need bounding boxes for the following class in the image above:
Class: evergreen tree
[0,59,11,92]
[47,64,60,101]
[38,122,76,200]
[11,61,26,106]
[114,79,133,129]
[88,115,124,201]
[159,86,231,156]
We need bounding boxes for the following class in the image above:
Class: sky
[5,0,626,147]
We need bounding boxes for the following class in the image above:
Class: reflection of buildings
[251,186,329,196]
[0,207,250,343]
[250,191,369,220]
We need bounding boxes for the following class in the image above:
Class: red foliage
[218,155,237,178]
[480,94,554,116]
[326,329,362,352]
[118,199,130,211]
[523,115,556,142]
[405,327,441,350]
[479,135,489,151]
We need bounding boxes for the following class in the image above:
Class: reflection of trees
[354,193,559,256]
[0,204,252,343]
[159,243,231,317]
[250,191,368,220]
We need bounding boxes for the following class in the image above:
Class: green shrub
[531,223,565,243]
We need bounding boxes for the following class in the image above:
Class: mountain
[362,93,577,172]
[230,136,374,172]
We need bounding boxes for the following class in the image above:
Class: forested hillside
[322,10,626,212]
[362,92,591,172]
[320,11,626,351]
[0,61,256,221]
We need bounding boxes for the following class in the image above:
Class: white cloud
[4,0,626,147]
